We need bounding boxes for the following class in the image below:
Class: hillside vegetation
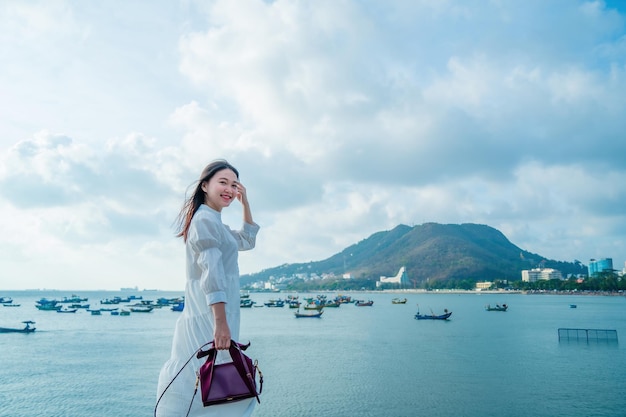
[241,223,587,288]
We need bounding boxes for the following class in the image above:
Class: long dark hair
[176,159,240,242]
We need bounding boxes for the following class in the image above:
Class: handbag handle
[196,339,250,359]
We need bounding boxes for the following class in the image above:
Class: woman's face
[201,168,239,212]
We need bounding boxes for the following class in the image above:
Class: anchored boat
[415,306,452,320]
[485,304,508,312]
[0,321,36,333]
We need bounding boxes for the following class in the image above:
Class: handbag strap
[227,343,262,403]
[153,340,214,417]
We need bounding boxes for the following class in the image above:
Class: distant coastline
[377,289,625,296]
[1,288,624,297]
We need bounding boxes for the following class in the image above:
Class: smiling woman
[156,159,260,417]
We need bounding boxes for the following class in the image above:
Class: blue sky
[1,0,625,290]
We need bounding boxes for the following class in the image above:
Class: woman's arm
[211,302,231,350]
[236,182,254,225]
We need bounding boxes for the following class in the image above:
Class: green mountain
[241,223,587,287]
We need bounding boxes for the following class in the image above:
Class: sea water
[0,290,624,417]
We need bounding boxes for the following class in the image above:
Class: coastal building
[377,266,408,287]
[588,258,613,277]
[475,281,493,290]
[521,268,563,282]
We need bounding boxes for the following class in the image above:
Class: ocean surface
[0,290,625,417]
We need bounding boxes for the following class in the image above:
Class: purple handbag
[155,340,263,417]
[197,340,262,406]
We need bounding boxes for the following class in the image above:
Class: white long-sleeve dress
[156,204,260,417]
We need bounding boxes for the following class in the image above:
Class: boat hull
[0,322,36,333]
[0,327,36,333]
[415,312,452,320]
[294,311,323,318]
[485,304,508,311]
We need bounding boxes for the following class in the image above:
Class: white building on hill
[377,266,408,287]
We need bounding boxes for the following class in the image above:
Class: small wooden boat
[0,321,36,333]
[294,310,323,318]
[100,298,121,305]
[485,304,508,312]
[89,309,102,315]
[2,303,21,307]
[334,295,352,304]
[392,298,407,304]
[322,301,340,308]
[57,308,78,313]
[171,302,185,311]
[60,295,88,303]
[570,304,577,308]
[36,303,62,311]
[130,306,153,313]
[119,309,131,316]
[415,307,452,320]
[355,300,374,307]
[264,300,285,307]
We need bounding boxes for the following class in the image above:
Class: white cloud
[0,0,625,289]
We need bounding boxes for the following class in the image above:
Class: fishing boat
[392,298,407,304]
[57,308,78,313]
[415,307,452,320]
[355,300,374,307]
[0,321,36,333]
[0,296,14,304]
[171,302,185,312]
[294,310,323,318]
[60,295,88,303]
[334,295,352,304]
[570,304,577,309]
[240,299,255,308]
[130,306,153,313]
[264,299,285,307]
[485,304,508,312]
[3,303,21,307]
[36,303,62,311]
[35,299,62,311]
[321,301,340,308]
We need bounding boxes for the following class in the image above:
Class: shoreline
[378,289,626,296]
